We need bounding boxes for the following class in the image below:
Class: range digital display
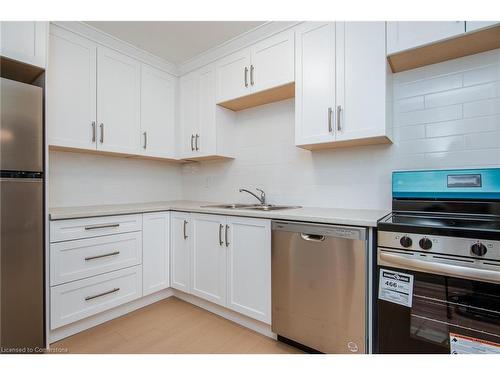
[447,174,482,188]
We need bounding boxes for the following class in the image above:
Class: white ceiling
[85,21,266,64]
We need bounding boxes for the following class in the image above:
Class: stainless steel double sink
[201,203,301,211]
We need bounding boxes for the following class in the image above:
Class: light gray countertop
[49,200,388,227]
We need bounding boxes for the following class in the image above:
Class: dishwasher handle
[300,233,326,242]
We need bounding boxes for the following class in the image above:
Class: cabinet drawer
[50,214,142,242]
[51,265,142,329]
[50,232,142,286]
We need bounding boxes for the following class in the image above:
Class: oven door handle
[378,251,500,284]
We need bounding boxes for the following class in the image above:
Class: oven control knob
[419,237,433,250]
[471,242,487,257]
[400,236,412,248]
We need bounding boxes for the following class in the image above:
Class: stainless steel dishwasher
[271,221,368,354]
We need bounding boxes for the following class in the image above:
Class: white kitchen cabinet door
[170,212,191,293]
[47,27,97,151]
[226,217,271,324]
[140,65,177,159]
[294,22,336,147]
[96,46,141,154]
[465,21,499,32]
[0,21,47,68]
[191,214,227,306]
[335,22,390,142]
[179,72,199,158]
[197,65,217,156]
[142,212,170,296]
[250,30,294,93]
[215,49,251,103]
[387,21,465,54]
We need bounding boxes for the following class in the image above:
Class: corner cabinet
[215,30,295,111]
[47,24,177,160]
[179,64,235,161]
[140,65,177,159]
[142,212,170,296]
[170,212,271,324]
[295,22,392,150]
[0,21,47,68]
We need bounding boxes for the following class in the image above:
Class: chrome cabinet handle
[99,123,104,143]
[85,251,120,261]
[84,223,120,231]
[143,131,147,149]
[225,224,229,247]
[219,224,224,246]
[85,287,120,301]
[191,134,195,151]
[183,220,188,239]
[91,121,96,142]
[195,134,199,151]
[244,66,249,88]
[300,233,326,242]
[250,65,255,86]
[328,107,333,133]
[337,105,342,131]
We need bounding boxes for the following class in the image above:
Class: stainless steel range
[377,168,500,354]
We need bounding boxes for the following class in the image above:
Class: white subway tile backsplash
[394,73,462,99]
[464,97,500,118]
[425,115,500,137]
[424,82,499,108]
[397,125,426,141]
[395,96,425,113]
[463,64,500,87]
[425,149,500,167]
[464,131,500,150]
[396,105,462,126]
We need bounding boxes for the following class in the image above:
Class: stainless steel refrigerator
[0,77,45,352]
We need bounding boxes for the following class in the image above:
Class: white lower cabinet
[142,212,170,296]
[170,212,271,323]
[191,214,227,306]
[51,265,143,329]
[170,211,192,293]
[226,216,271,324]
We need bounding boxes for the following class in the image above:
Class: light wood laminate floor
[51,297,302,354]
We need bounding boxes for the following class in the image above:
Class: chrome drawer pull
[219,224,224,246]
[84,223,120,230]
[85,287,120,301]
[85,251,120,261]
[225,224,229,247]
[183,219,188,239]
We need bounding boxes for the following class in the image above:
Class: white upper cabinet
[0,21,47,68]
[215,29,295,108]
[140,65,177,159]
[96,46,141,154]
[48,27,97,150]
[465,21,499,32]
[170,212,192,293]
[142,212,170,296]
[226,216,271,324]
[215,49,251,103]
[47,25,178,160]
[249,31,294,93]
[295,22,392,150]
[190,214,227,306]
[335,22,391,142]
[387,21,465,54]
[295,22,336,146]
[179,64,234,160]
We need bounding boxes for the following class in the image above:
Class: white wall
[182,49,500,210]
[49,151,182,207]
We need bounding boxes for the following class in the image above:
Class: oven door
[377,250,500,354]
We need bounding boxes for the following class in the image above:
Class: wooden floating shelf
[388,25,500,73]
[217,82,295,111]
